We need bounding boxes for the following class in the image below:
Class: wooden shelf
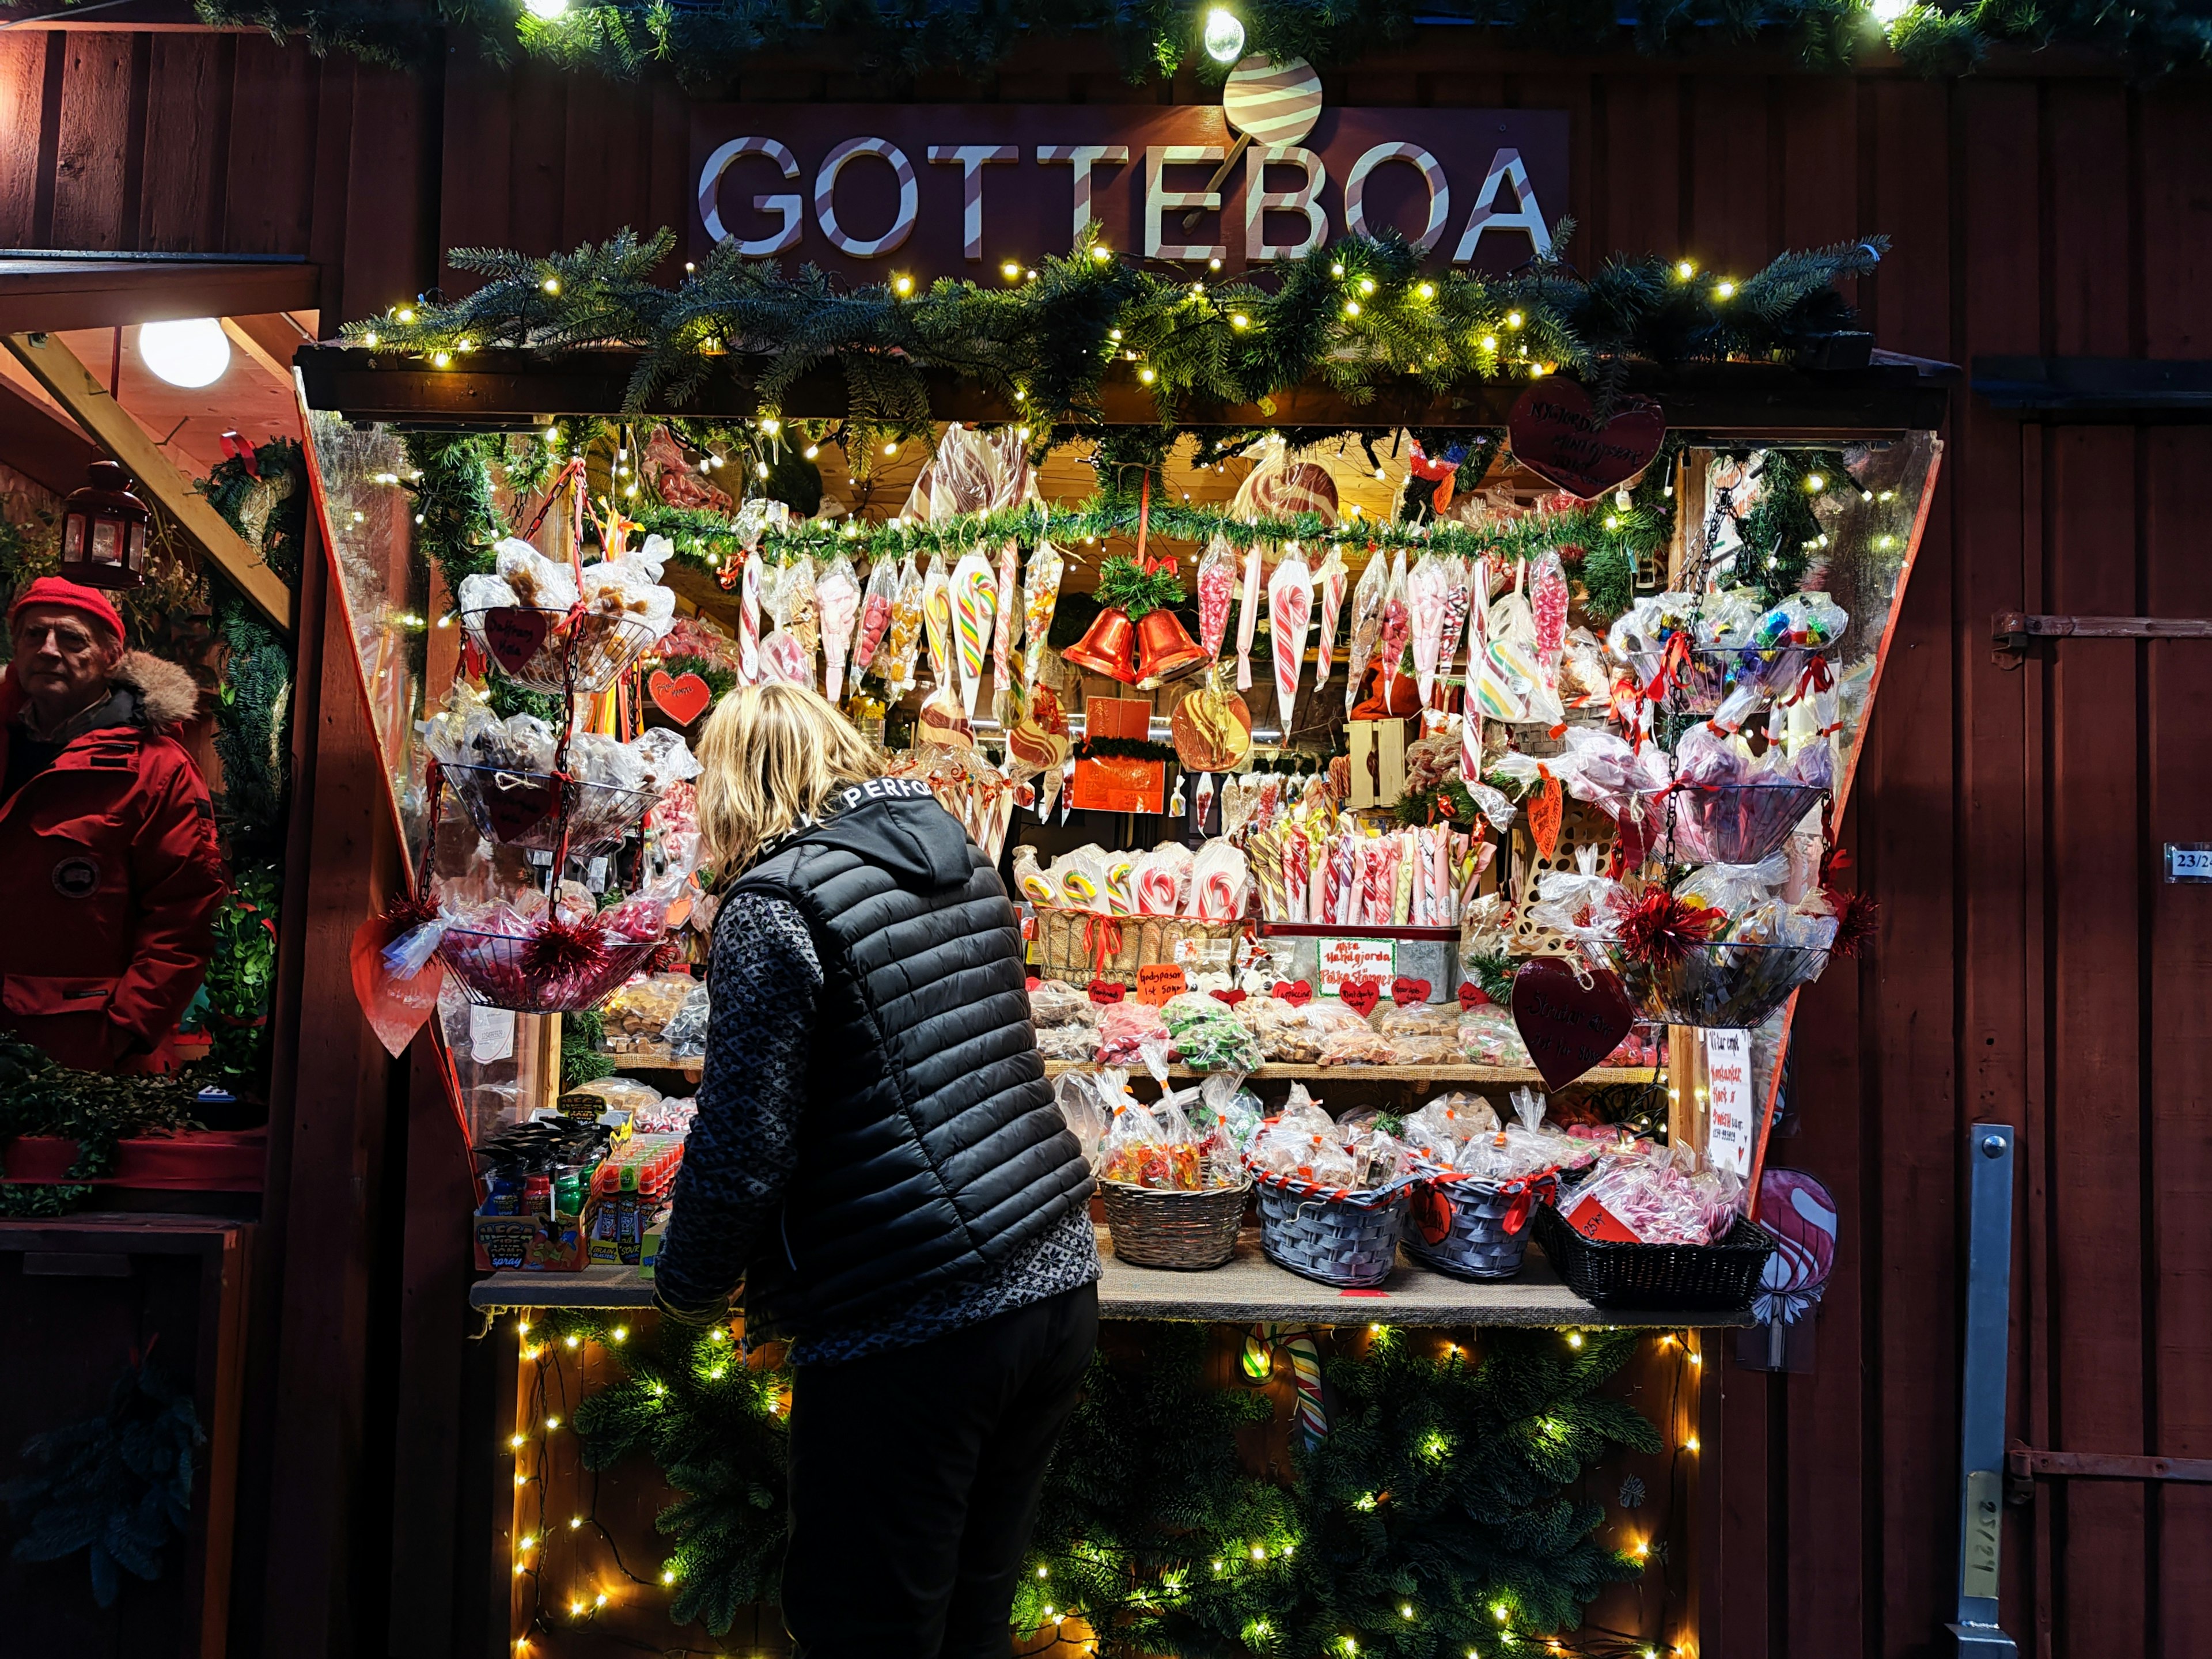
[1041,1060,1661,1086]
[468,1229,1750,1328]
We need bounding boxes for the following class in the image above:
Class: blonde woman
[653,681,1098,1659]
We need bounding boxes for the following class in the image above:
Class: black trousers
[781,1282,1099,1659]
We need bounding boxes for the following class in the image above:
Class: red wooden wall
[3,23,2211,1659]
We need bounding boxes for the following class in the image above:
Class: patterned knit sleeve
[649,894,823,1323]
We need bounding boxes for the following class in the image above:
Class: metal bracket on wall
[1948,1123,2018,1658]
[1991,611,2212,669]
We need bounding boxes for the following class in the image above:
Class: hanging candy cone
[1062,607,1141,683]
[1134,607,1210,682]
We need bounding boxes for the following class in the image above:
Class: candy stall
[293,219,1946,1659]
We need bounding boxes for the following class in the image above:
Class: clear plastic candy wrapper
[1160,991,1265,1073]
[1235,998,1373,1063]
[1247,1085,1405,1190]
[1052,1067,1122,1172]
[596,972,699,1056]
[1098,1090,1234,1191]
[1458,1005,1532,1068]
[1096,999,1171,1071]
[1400,1092,1501,1168]
[1194,1071,1264,1164]
[1369,1001,1460,1040]
[560,1075,664,1114]
[1568,1138,1744,1245]
[1315,1020,1398,1067]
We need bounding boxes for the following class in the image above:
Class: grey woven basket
[1402,1172,1554,1282]
[1252,1177,1411,1289]
[1100,1178,1251,1270]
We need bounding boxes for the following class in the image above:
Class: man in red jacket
[0,576,226,1071]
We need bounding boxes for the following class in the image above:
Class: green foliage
[192,0,2212,85]
[1464,951,1518,1007]
[197,436,308,588]
[1728,446,1848,603]
[347,230,1885,447]
[657,652,737,704]
[0,1039,202,1187]
[1093,551,1188,621]
[210,592,293,859]
[552,1309,1657,1656]
[201,861,282,1085]
[560,1009,617,1090]
[558,1314,790,1637]
[1,1355,203,1608]
[405,430,505,595]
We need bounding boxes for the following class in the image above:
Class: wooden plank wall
[5,27,2212,1659]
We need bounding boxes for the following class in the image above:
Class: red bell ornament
[58,460,151,589]
[1132,607,1210,683]
[1062,607,1140,684]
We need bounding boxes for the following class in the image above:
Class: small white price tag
[469,1005,516,1062]
[1704,1027,1754,1176]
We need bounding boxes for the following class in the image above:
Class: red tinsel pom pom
[521,915,609,981]
[1612,888,1726,968]
[1827,888,1879,957]
[378,891,440,931]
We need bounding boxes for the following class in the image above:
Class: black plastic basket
[1534,1203,1777,1310]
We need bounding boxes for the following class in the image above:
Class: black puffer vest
[729,777,1092,1340]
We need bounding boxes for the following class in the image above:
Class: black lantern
[58,460,151,590]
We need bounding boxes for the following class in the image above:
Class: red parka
[0,651,227,1071]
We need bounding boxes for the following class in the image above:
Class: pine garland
[343,228,1886,441]
[540,1309,1664,1656]
[0,1038,203,1215]
[192,0,2212,86]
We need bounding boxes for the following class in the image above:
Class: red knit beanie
[9,576,125,646]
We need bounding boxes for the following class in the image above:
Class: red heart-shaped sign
[1390,976,1431,1007]
[1338,976,1381,1018]
[1508,382,1666,501]
[1088,978,1126,1005]
[479,773,562,842]
[349,910,444,1059]
[1510,956,1637,1089]
[1025,976,1042,993]
[479,606,553,675]
[649,668,713,727]
[1271,979,1313,1007]
[1458,982,1490,1010]
[1210,988,1249,1006]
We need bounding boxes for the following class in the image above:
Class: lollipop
[816,556,861,704]
[1196,535,1237,660]
[780,559,820,684]
[1460,558,1488,782]
[1268,551,1313,736]
[1235,543,1263,692]
[1531,548,1570,715]
[878,555,925,694]
[991,540,1020,718]
[1021,540,1065,691]
[1407,552,1453,706]
[1343,546,1388,715]
[852,554,898,679]
[921,556,953,691]
[950,550,998,718]
[1312,547,1348,686]
[1434,556,1471,690]
[1377,550,1411,703]
[737,554,763,686]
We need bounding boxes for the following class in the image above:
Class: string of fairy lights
[498,1310,1712,1658]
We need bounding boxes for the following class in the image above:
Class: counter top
[470,1229,1752,1328]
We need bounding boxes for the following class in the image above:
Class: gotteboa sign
[692,97,1566,282]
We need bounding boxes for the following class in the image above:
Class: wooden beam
[219,316,295,392]
[0,373,99,496]
[2,331,294,633]
[0,257,319,335]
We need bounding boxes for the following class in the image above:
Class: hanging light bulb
[523,0,569,18]
[1203,7,1246,63]
[138,318,230,388]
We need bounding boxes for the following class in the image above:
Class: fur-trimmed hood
[0,649,201,734]
[109,650,200,729]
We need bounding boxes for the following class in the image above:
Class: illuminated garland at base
[524,1310,1673,1657]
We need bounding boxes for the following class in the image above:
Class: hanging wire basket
[436,929,666,1013]
[1626,782,1827,866]
[1607,938,1829,1028]
[444,763,657,855]
[462,606,660,695]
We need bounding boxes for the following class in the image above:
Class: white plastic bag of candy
[1096,999,1172,1079]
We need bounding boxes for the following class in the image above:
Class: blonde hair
[695,681,885,877]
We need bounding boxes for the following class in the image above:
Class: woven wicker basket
[1534,1204,1777,1310]
[1034,907,1247,986]
[1403,1170,1555,1282]
[1251,1172,1412,1289]
[1100,1178,1251,1270]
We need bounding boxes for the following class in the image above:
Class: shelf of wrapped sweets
[469,1229,1751,1327]
[1039,1060,1661,1086]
